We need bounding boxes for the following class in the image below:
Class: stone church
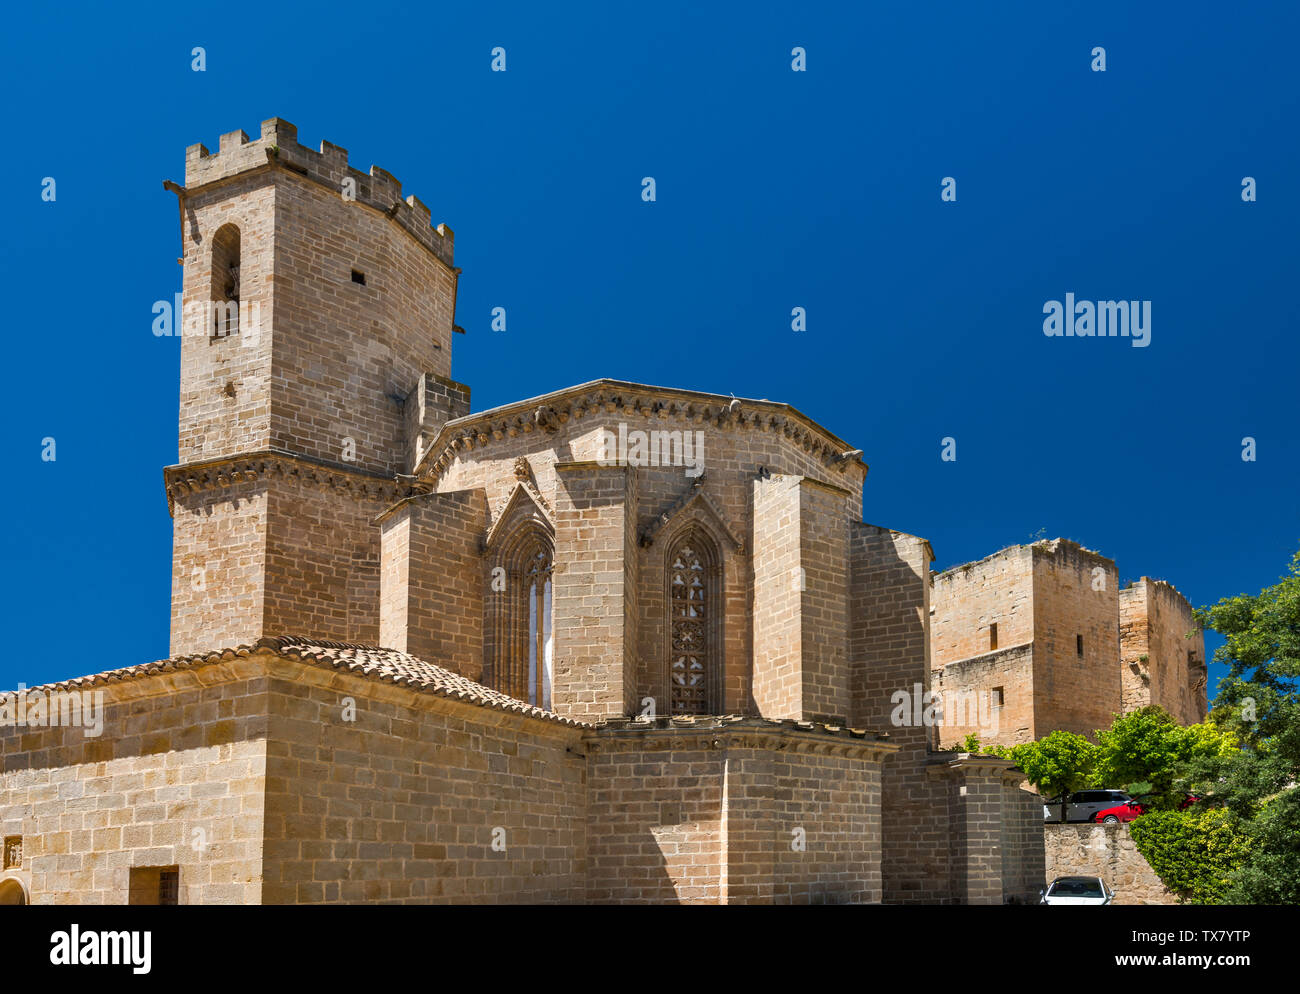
[0,118,1043,905]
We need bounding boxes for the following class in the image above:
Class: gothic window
[668,530,720,715]
[487,527,554,709]
[210,223,241,339]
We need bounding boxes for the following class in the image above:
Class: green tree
[1093,706,1235,808]
[1008,730,1097,822]
[1180,547,1300,903]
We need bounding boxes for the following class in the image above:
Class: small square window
[129,865,180,906]
[351,269,366,285]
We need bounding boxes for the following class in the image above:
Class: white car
[1039,876,1114,905]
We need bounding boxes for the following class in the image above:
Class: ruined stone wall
[0,661,270,905]
[1120,579,1207,725]
[931,545,1034,669]
[1043,823,1176,905]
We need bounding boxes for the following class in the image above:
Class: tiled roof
[32,636,588,728]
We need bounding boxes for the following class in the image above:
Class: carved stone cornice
[415,379,868,489]
[162,449,415,516]
[583,714,897,761]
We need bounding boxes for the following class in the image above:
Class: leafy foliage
[1129,808,1251,905]
[1184,547,1300,902]
[1006,731,1097,820]
[1092,707,1235,807]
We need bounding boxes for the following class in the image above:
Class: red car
[1092,795,1199,824]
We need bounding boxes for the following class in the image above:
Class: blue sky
[2,1,1296,700]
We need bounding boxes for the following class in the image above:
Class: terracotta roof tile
[32,636,588,729]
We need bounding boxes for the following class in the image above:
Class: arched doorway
[0,878,27,905]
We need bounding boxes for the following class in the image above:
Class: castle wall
[0,661,269,904]
[1120,579,1207,725]
[261,660,586,904]
[931,545,1034,669]
[931,644,1034,748]
[1030,542,1119,738]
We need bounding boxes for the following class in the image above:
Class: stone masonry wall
[796,480,851,723]
[551,463,637,722]
[1030,541,1119,739]
[378,490,488,681]
[850,524,951,903]
[931,644,1035,749]
[262,474,392,646]
[1044,823,1176,904]
[931,545,1034,669]
[584,722,889,904]
[1120,579,1207,725]
[260,659,586,904]
[0,660,270,904]
[170,476,268,657]
[752,476,803,717]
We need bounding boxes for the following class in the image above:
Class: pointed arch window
[488,527,554,709]
[210,223,241,339]
[667,529,721,715]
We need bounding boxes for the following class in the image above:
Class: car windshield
[1050,878,1104,897]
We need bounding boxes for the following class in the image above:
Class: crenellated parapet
[183,117,454,268]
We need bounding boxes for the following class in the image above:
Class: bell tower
[163,118,470,656]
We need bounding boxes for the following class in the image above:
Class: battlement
[1029,537,1114,571]
[1120,576,1197,612]
[183,117,454,268]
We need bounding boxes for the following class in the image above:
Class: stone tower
[163,118,469,655]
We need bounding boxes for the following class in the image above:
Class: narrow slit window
[991,687,1004,708]
[989,623,998,651]
[1077,634,1085,658]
